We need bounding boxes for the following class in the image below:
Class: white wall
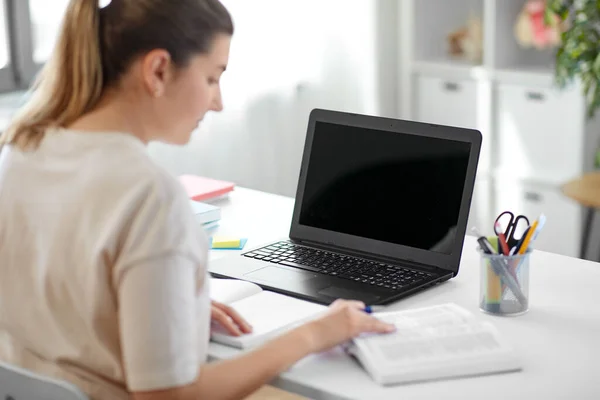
[147,0,399,197]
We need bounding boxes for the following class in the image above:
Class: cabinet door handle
[524,191,542,202]
[526,92,545,101]
[443,82,461,92]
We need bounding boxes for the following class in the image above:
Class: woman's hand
[301,299,396,354]
[210,300,253,336]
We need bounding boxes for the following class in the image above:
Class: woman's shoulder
[38,129,191,213]
[61,129,187,201]
[108,150,189,212]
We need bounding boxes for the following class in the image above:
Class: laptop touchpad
[244,266,317,283]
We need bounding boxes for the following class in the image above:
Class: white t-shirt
[0,128,211,399]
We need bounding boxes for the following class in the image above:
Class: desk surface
[207,187,600,400]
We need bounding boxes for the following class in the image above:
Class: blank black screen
[298,121,471,255]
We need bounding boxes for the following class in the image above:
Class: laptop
[208,109,482,305]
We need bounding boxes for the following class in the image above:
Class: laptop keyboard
[242,241,435,291]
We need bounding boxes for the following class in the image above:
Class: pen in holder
[479,247,531,316]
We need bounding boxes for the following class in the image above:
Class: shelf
[490,167,575,188]
[411,60,557,86]
[413,0,484,66]
[412,59,489,80]
[493,0,559,72]
[492,67,556,87]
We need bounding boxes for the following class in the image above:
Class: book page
[356,304,510,367]
[211,291,328,349]
[374,303,474,330]
[209,278,262,304]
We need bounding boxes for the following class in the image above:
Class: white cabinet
[415,75,478,129]
[400,0,598,258]
[414,74,492,174]
[493,179,581,258]
[467,176,494,233]
[495,83,585,184]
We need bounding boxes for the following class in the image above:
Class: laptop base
[208,241,452,305]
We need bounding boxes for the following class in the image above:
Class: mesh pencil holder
[478,248,531,316]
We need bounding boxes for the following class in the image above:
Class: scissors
[494,211,530,249]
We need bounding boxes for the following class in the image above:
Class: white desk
[207,187,600,400]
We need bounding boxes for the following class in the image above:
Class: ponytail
[1,0,234,150]
[1,0,103,150]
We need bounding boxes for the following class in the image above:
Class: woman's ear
[141,49,173,97]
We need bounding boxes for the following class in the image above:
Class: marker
[495,224,510,255]
[471,227,496,255]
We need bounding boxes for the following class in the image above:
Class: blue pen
[363,305,385,314]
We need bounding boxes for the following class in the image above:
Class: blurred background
[0,0,599,261]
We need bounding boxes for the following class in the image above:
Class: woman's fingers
[211,301,253,334]
[330,299,366,311]
[365,315,396,333]
[334,299,396,334]
[343,300,367,311]
[211,306,243,336]
[217,303,253,334]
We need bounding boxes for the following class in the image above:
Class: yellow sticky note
[211,236,241,249]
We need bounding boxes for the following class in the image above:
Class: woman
[0,1,395,399]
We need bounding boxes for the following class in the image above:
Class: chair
[0,361,88,400]
[562,172,600,261]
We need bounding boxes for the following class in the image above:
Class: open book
[347,303,522,385]
[209,278,327,349]
[209,280,521,385]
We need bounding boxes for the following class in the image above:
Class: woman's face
[155,34,231,145]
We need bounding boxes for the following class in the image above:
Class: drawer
[415,75,478,129]
[414,75,491,174]
[495,83,585,183]
[493,179,582,258]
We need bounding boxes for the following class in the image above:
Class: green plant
[546,0,600,167]
[546,0,600,116]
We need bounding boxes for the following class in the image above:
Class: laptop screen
[298,121,472,255]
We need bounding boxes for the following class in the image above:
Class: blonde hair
[1,0,233,150]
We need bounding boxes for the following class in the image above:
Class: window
[0,0,16,92]
[0,2,10,69]
[28,0,69,64]
[0,0,71,92]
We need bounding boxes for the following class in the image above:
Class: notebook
[179,174,235,202]
[347,303,522,385]
[209,278,327,349]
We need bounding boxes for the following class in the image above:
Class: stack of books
[189,200,221,231]
[179,174,235,232]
